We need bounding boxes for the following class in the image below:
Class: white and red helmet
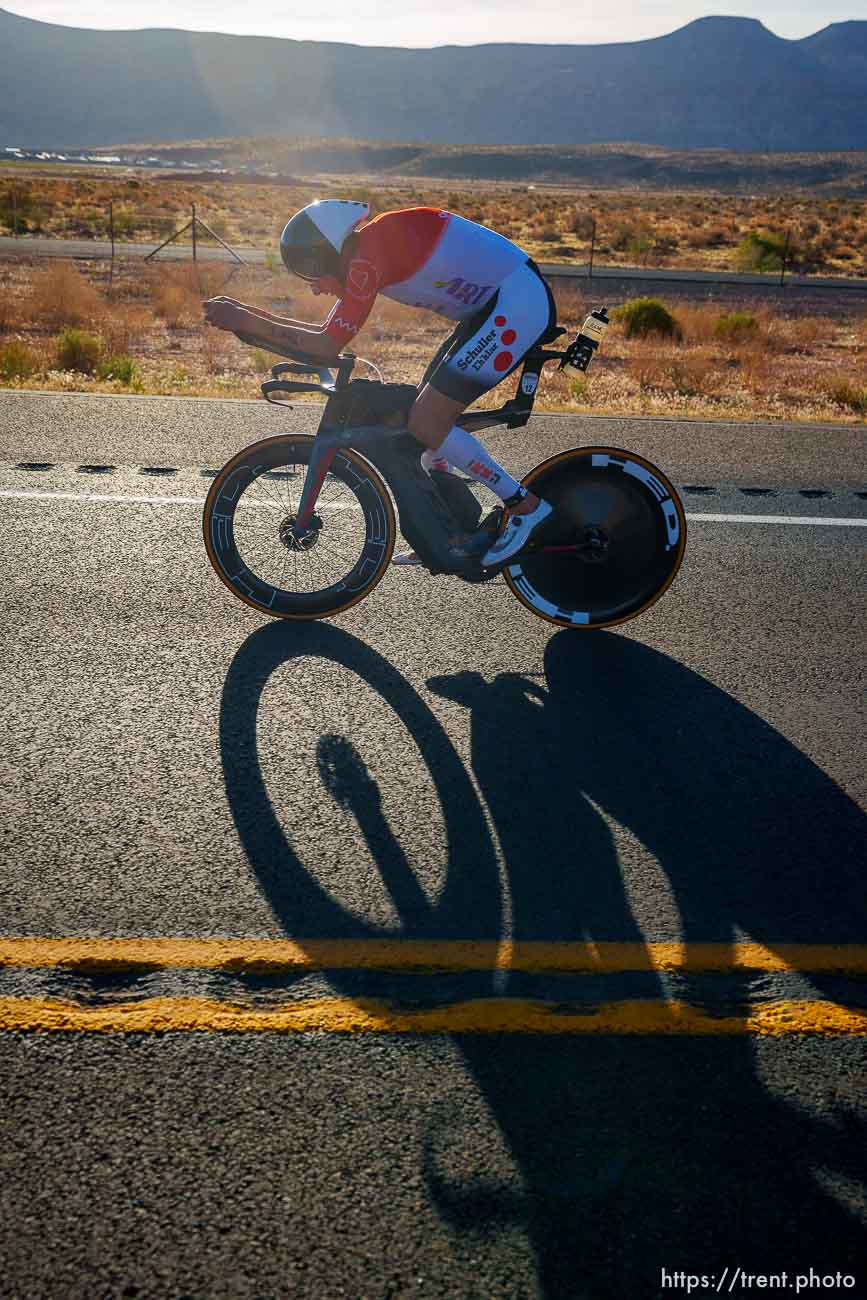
[279,200,370,281]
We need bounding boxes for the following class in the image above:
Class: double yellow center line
[2,939,866,1035]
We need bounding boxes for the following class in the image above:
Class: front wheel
[503,446,686,629]
[203,434,397,620]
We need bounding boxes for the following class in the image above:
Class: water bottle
[561,307,609,375]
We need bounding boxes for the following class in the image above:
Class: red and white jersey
[323,208,529,349]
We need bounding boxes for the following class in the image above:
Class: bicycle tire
[504,446,687,629]
[203,434,397,620]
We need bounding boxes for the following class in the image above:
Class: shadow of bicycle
[220,623,866,1299]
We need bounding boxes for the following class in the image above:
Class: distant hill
[159,139,867,194]
[2,9,867,153]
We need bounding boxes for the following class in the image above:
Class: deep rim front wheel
[503,446,686,629]
[203,434,396,620]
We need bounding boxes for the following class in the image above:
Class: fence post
[780,228,790,288]
[12,190,17,238]
[192,204,197,263]
[589,218,596,278]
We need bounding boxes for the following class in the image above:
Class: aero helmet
[279,200,370,281]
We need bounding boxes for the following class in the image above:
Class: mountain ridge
[1,9,866,152]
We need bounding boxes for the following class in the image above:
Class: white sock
[420,449,453,475]
[437,426,523,501]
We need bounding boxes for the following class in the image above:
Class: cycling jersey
[421,261,555,404]
[323,207,529,349]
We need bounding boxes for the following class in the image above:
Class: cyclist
[203,200,555,566]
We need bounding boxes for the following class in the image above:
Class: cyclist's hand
[203,297,246,331]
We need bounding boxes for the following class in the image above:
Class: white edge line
[685,513,867,526]
[2,488,867,527]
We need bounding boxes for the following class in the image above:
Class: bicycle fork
[295,440,338,531]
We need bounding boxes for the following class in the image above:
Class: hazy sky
[5,0,863,47]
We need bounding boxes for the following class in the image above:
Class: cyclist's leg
[409,263,555,515]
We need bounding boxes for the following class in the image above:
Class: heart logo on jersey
[347,259,378,301]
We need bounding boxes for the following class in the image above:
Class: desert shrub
[29,263,102,328]
[0,338,39,380]
[626,232,653,262]
[610,223,641,253]
[612,298,682,340]
[56,327,101,373]
[570,211,596,240]
[150,262,226,327]
[95,353,138,385]
[653,234,678,256]
[154,284,191,328]
[715,311,759,342]
[112,207,137,238]
[828,379,867,415]
[736,230,791,273]
[686,225,727,249]
[676,304,720,344]
[0,187,48,234]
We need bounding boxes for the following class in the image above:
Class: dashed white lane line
[2,488,867,527]
[2,489,206,506]
[0,488,353,509]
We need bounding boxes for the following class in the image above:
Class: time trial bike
[203,312,686,629]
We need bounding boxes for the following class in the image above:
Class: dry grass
[0,280,15,334]
[1,254,865,421]
[149,261,231,328]
[28,262,103,328]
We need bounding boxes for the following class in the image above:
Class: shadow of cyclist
[220,623,866,1299]
[424,631,866,1298]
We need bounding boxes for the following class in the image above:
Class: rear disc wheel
[503,446,686,629]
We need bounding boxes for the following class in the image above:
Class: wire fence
[0,199,247,261]
[2,194,867,292]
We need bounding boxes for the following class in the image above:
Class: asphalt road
[1,392,866,1299]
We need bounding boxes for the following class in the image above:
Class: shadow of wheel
[219,621,501,944]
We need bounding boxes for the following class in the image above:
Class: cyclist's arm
[203,298,339,359]
[205,297,314,331]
